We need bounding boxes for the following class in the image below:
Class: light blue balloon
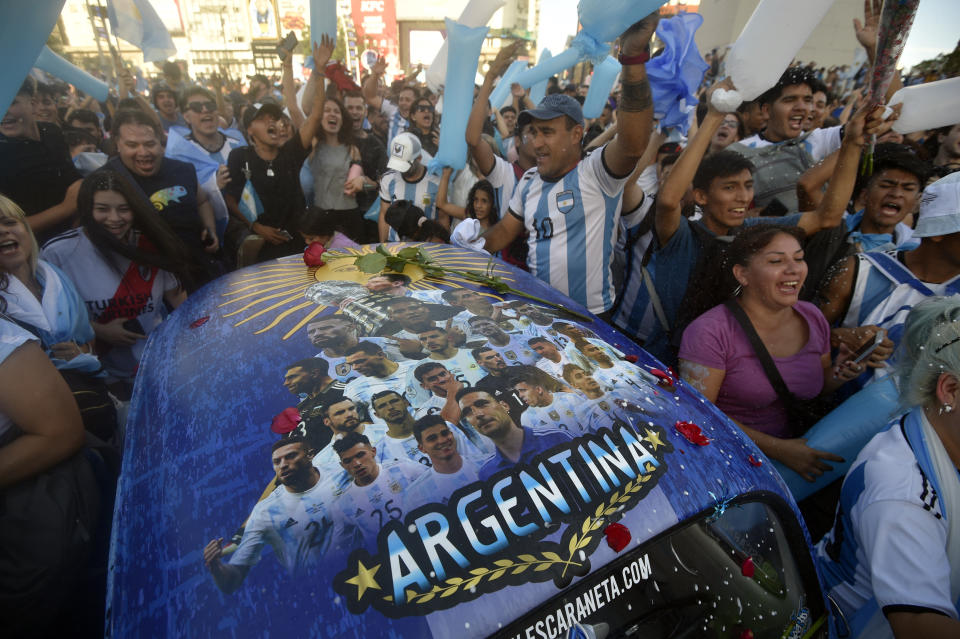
[529,49,552,105]
[773,376,900,501]
[582,56,621,119]
[310,0,337,47]
[577,0,667,45]
[435,19,489,170]
[488,59,528,111]
[35,46,109,103]
[514,47,582,89]
[0,0,66,117]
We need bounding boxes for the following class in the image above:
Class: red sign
[351,0,400,71]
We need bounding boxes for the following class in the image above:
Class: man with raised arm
[457,16,658,318]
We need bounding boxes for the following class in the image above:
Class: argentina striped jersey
[508,146,629,313]
[379,170,441,241]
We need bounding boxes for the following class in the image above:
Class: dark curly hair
[465,180,498,224]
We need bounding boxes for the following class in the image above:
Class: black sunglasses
[187,100,217,113]
[415,104,434,113]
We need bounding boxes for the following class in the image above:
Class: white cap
[387,132,422,172]
[913,171,960,238]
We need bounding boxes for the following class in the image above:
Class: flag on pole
[106,0,176,62]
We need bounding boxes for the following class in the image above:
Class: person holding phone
[41,170,189,395]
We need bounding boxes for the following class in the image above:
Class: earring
[940,403,954,415]
[733,284,743,297]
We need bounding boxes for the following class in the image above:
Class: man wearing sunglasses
[166,87,246,245]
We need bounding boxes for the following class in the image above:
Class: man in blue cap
[455,16,657,318]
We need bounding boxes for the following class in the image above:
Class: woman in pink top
[679,225,861,482]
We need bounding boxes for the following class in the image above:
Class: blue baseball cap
[517,94,585,129]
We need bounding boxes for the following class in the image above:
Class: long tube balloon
[35,46,109,103]
[309,0,338,48]
[434,19,489,170]
[515,0,667,90]
[582,56,621,119]
[426,0,506,90]
[529,49,552,105]
[0,0,66,117]
[488,59,528,110]
[720,0,835,104]
[889,77,960,134]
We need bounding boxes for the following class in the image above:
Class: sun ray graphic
[219,244,511,340]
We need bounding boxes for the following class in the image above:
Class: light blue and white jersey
[379,170,441,241]
[407,457,483,507]
[333,459,427,542]
[508,145,631,313]
[312,423,388,495]
[342,360,428,413]
[484,155,520,221]
[815,422,956,637]
[519,391,604,436]
[229,480,352,573]
[485,334,540,366]
[413,393,447,420]
[318,337,406,382]
[381,100,409,149]
[425,350,486,387]
[372,425,490,468]
[842,251,960,384]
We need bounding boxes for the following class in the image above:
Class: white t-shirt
[484,155,520,222]
[816,422,956,633]
[41,229,178,379]
[342,360,428,415]
[508,146,631,313]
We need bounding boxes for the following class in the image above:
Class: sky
[536,0,958,72]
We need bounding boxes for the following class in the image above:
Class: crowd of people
[1,2,959,636]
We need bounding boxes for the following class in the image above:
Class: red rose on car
[271,407,302,434]
[303,242,325,267]
[604,522,631,552]
[674,420,710,446]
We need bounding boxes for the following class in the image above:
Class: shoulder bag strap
[723,300,796,405]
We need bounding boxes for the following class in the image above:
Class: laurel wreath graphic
[385,468,655,605]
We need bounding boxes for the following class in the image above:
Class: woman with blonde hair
[0,193,115,438]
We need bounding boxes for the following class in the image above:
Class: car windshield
[496,495,825,639]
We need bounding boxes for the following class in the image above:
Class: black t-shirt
[355,133,387,213]
[106,156,201,245]
[224,135,310,231]
[0,122,82,242]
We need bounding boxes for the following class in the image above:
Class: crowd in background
[1,4,960,636]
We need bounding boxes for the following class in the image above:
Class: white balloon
[425,0,506,91]
[725,0,834,101]
[710,88,743,113]
[889,77,960,134]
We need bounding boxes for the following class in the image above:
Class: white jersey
[407,458,483,507]
[381,100,409,149]
[535,351,580,381]
[842,251,960,385]
[520,391,604,436]
[311,423,388,493]
[484,334,540,366]
[379,170,441,241]
[229,480,352,573]
[508,146,631,313]
[40,229,178,380]
[426,350,486,387]
[372,425,490,468]
[413,393,448,420]
[342,360,428,414]
[333,460,427,541]
[318,336,406,382]
[816,420,956,637]
[484,155,520,221]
